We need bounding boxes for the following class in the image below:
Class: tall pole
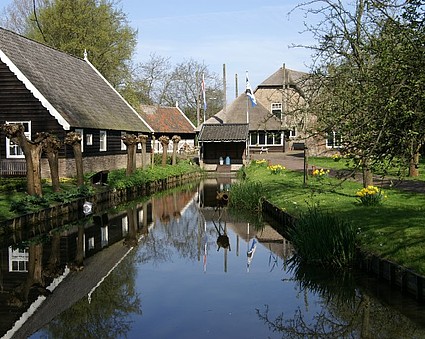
[235,73,238,98]
[223,64,227,114]
[246,71,250,161]
[196,71,200,127]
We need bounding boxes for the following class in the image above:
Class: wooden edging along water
[0,172,201,240]
[262,199,425,302]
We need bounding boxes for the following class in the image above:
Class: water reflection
[0,179,424,338]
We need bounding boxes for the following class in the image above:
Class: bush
[288,207,356,268]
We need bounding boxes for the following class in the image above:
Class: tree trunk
[22,243,44,302]
[126,143,137,175]
[65,132,84,186]
[122,134,139,175]
[73,143,84,186]
[171,135,181,165]
[1,125,46,196]
[139,135,148,169]
[409,151,420,177]
[159,136,170,167]
[26,146,43,196]
[42,134,62,192]
[362,160,373,187]
[46,151,61,192]
[124,208,138,247]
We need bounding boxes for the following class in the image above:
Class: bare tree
[158,135,169,167]
[65,131,84,186]
[42,133,62,192]
[1,124,48,196]
[122,134,139,176]
[171,135,181,165]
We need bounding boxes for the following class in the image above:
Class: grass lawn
[246,161,425,276]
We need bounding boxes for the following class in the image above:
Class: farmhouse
[200,65,312,168]
[138,104,196,154]
[0,27,153,178]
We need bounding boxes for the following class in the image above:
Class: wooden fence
[0,160,26,176]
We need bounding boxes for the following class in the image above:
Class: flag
[201,73,207,112]
[246,71,257,107]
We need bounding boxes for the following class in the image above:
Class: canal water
[1,178,425,338]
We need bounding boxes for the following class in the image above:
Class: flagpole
[246,71,250,161]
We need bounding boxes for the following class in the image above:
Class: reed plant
[228,180,265,212]
[288,206,356,269]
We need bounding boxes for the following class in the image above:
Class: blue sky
[0,0,315,99]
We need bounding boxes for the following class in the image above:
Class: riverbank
[0,169,203,240]
[248,151,425,300]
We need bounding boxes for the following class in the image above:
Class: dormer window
[271,103,282,119]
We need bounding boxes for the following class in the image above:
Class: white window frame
[271,103,282,119]
[326,131,342,148]
[86,134,93,145]
[121,132,127,150]
[75,128,84,153]
[99,130,107,151]
[250,131,283,146]
[9,246,29,272]
[5,121,31,159]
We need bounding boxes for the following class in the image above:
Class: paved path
[251,151,425,194]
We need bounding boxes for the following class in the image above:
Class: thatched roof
[258,66,308,88]
[0,28,152,132]
[203,94,282,130]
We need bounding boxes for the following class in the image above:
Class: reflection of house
[0,201,153,338]
[138,104,196,154]
[0,28,153,178]
[202,65,310,161]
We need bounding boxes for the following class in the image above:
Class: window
[326,131,342,148]
[121,132,127,150]
[271,103,282,119]
[99,130,107,151]
[101,226,109,248]
[9,246,29,272]
[86,134,93,145]
[75,129,84,152]
[250,131,283,146]
[6,121,31,158]
[122,216,129,236]
[250,132,258,146]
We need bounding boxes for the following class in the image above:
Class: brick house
[203,64,313,157]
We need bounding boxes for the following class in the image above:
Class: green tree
[297,0,424,184]
[4,0,137,89]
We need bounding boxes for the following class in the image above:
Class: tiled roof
[198,123,249,142]
[138,104,195,134]
[202,93,282,130]
[0,28,152,132]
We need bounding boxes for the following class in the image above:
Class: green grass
[0,161,201,222]
[309,156,425,181]
[244,162,425,275]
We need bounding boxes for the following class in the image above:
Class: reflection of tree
[124,208,139,248]
[257,260,425,338]
[45,251,141,339]
[9,243,49,307]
